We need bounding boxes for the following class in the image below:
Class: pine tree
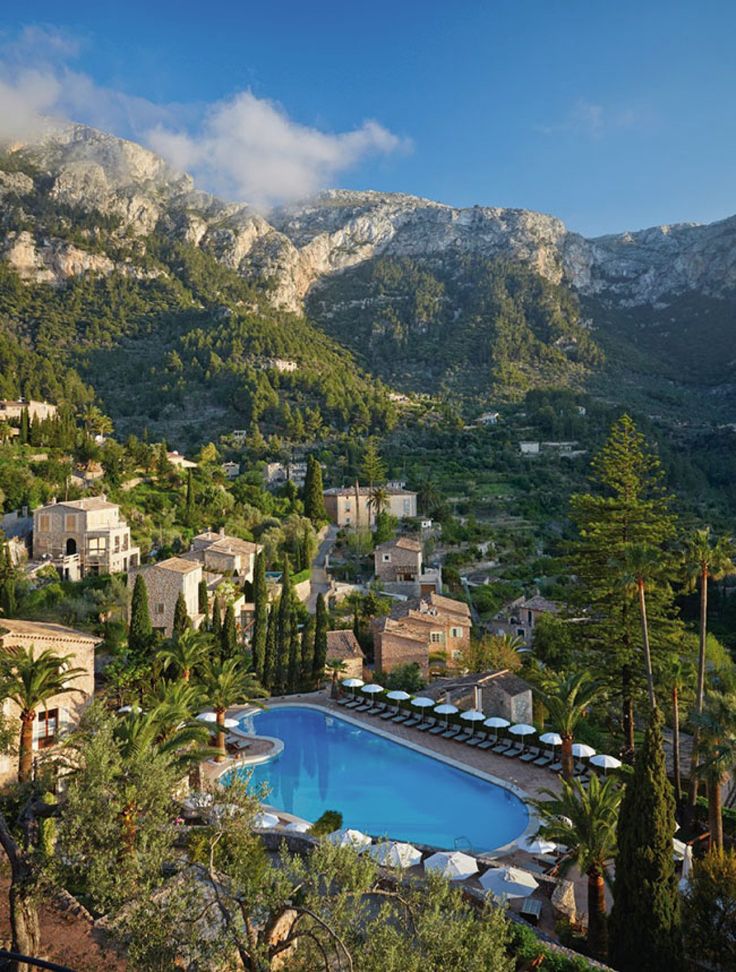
[300,615,315,689]
[211,596,222,639]
[312,592,328,686]
[198,578,209,619]
[156,440,169,481]
[287,612,301,693]
[252,551,268,679]
[609,707,682,971]
[361,438,386,488]
[303,455,328,525]
[567,415,679,758]
[128,574,152,654]
[172,592,190,639]
[263,604,277,691]
[221,603,238,659]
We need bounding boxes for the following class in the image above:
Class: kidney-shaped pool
[231,705,529,853]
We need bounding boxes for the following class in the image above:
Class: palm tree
[367,484,389,520]
[143,680,204,739]
[532,775,622,957]
[325,659,348,699]
[159,628,214,682]
[692,691,736,851]
[620,544,662,710]
[199,658,267,761]
[535,670,606,781]
[682,530,735,814]
[113,707,210,771]
[0,646,85,782]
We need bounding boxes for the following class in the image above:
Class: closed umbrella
[253,811,280,829]
[519,834,557,855]
[434,702,459,727]
[369,840,422,869]
[460,709,486,736]
[326,828,372,850]
[571,743,596,759]
[590,754,622,774]
[411,696,436,724]
[679,844,693,893]
[285,820,311,833]
[484,716,510,743]
[480,865,539,899]
[424,851,478,881]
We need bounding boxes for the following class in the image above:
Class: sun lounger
[464,735,483,747]
[520,897,542,926]
[344,699,362,708]
[365,704,385,716]
[491,741,510,754]
[380,708,398,720]
[336,696,350,706]
[428,723,447,735]
[503,744,523,758]
[353,703,371,712]
[392,712,410,724]
[403,717,421,728]
[548,760,563,772]
[520,746,540,763]
[454,732,472,744]
[477,738,496,750]
[415,719,435,733]
[442,726,461,739]
[533,750,554,766]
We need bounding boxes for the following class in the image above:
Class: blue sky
[1,1,734,234]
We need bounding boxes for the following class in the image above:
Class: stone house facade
[187,530,261,584]
[373,536,442,597]
[129,557,204,637]
[372,618,430,677]
[0,619,98,784]
[325,630,365,680]
[489,594,560,645]
[372,592,472,676]
[323,486,417,529]
[481,673,534,724]
[32,497,140,579]
[0,400,57,423]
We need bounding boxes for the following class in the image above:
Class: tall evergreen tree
[211,596,222,639]
[312,593,328,686]
[274,556,293,694]
[361,438,386,488]
[610,706,682,971]
[287,612,301,694]
[185,468,195,524]
[172,592,190,639]
[252,551,268,679]
[303,455,327,525]
[221,603,238,659]
[128,574,152,655]
[567,415,679,758]
[263,604,277,692]
[155,440,169,481]
[0,541,17,618]
[300,615,315,689]
[198,578,209,620]
[19,407,29,445]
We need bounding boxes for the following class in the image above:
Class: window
[88,537,107,554]
[517,628,525,637]
[33,708,58,750]
[156,603,165,615]
[122,534,129,551]
[382,553,391,563]
[38,514,49,532]
[64,514,76,530]
[450,626,463,638]
[403,499,411,514]
[430,631,443,644]
[114,535,120,552]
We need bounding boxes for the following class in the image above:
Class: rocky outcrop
[3,123,736,310]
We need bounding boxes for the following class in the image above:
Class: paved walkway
[307,524,338,611]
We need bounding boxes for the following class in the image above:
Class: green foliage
[376,662,425,693]
[128,574,153,655]
[303,455,327,525]
[609,707,682,971]
[251,551,268,680]
[172,591,190,638]
[684,849,736,970]
[220,602,237,659]
[313,592,328,685]
[308,809,343,836]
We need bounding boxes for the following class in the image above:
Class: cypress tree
[185,468,195,524]
[128,574,152,654]
[609,707,682,971]
[252,551,268,679]
[156,440,169,480]
[198,578,209,619]
[19,407,29,445]
[0,542,17,618]
[263,604,277,691]
[211,596,222,639]
[300,615,315,689]
[303,455,327,525]
[221,603,238,659]
[172,592,190,638]
[287,612,301,693]
[312,593,328,686]
[567,415,680,759]
[275,556,294,689]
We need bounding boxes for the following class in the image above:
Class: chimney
[219,527,225,538]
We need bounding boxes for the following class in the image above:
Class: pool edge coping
[227,699,539,856]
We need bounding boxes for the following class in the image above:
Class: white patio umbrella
[571,743,596,759]
[368,840,422,869]
[284,820,311,833]
[460,710,486,736]
[518,834,557,855]
[484,715,510,742]
[411,696,436,723]
[509,724,536,737]
[434,702,459,727]
[480,865,539,899]
[672,837,688,861]
[253,811,280,829]
[539,731,563,748]
[197,711,217,722]
[326,828,372,850]
[424,851,478,881]
[361,683,384,709]
[386,690,411,700]
[223,717,240,730]
[342,677,364,700]
[590,754,622,774]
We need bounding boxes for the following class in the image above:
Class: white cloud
[536,99,641,139]
[0,26,409,208]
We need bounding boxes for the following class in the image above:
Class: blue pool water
[234,705,528,852]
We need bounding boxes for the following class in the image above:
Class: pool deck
[257,690,563,802]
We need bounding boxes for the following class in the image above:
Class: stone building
[373,536,441,597]
[325,630,365,680]
[32,496,140,579]
[187,530,261,584]
[481,673,533,724]
[129,557,204,637]
[0,619,98,784]
[323,485,417,529]
[372,592,472,676]
[489,594,560,645]
[0,400,57,423]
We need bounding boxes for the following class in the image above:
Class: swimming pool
[233,705,529,853]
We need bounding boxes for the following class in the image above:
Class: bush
[308,810,343,836]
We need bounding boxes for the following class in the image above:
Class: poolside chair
[519,746,541,763]
[403,716,422,728]
[520,897,542,926]
[380,707,399,720]
[491,740,510,754]
[533,749,554,767]
[428,722,447,735]
[336,696,350,706]
[454,731,472,744]
[366,703,386,716]
[392,711,410,724]
[548,758,563,772]
[344,698,362,709]
[477,736,496,750]
[503,743,523,759]
[415,718,435,733]
[463,734,483,747]
[353,702,372,712]
[442,726,461,739]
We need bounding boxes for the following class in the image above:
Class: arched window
[65,537,77,555]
